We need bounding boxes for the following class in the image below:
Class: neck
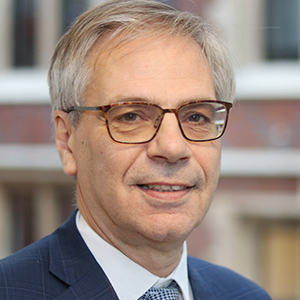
[113,237,184,277]
[79,203,184,277]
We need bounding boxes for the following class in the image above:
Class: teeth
[171,186,184,191]
[141,184,187,192]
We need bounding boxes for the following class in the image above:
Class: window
[62,0,88,33]
[263,222,300,299]
[3,183,75,254]
[13,0,37,67]
[11,0,88,68]
[265,0,300,60]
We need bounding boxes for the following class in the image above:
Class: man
[0,0,271,299]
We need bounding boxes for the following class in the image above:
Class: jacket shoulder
[188,256,272,299]
[0,235,68,299]
[0,212,79,300]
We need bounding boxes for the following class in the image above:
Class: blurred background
[0,0,300,299]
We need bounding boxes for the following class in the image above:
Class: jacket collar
[188,256,214,300]
[48,210,119,300]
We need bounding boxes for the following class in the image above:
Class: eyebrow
[109,96,152,104]
[108,96,217,106]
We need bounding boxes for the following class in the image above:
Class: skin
[54,35,221,277]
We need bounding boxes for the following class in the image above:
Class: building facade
[0,1,300,299]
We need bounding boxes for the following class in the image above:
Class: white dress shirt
[76,211,193,300]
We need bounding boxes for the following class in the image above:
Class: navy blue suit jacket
[0,210,271,299]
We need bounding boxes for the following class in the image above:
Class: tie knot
[139,281,180,300]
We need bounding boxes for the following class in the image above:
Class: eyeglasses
[64,100,232,144]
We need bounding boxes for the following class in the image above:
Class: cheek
[195,141,221,184]
[210,143,221,177]
[74,129,108,181]
[86,137,143,184]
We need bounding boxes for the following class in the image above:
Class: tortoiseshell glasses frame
[63,100,232,144]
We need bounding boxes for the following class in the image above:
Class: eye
[184,113,210,124]
[121,112,141,121]
[187,113,206,122]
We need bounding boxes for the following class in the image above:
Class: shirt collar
[76,210,191,300]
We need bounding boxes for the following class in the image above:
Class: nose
[146,113,192,163]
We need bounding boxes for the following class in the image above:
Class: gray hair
[48,0,235,125]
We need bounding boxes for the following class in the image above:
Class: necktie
[138,281,180,300]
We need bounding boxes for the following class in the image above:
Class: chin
[144,215,197,243]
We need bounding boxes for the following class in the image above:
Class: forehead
[90,32,204,70]
[86,34,215,106]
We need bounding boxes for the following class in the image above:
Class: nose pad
[154,115,162,129]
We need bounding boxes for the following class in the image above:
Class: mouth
[138,184,191,192]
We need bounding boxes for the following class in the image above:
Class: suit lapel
[48,210,119,300]
[188,257,214,300]
[53,264,119,300]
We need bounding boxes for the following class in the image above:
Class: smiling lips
[139,184,191,192]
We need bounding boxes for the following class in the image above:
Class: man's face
[57,35,221,248]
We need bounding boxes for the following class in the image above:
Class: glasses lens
[107,103,161,143]
[178,102,227,141]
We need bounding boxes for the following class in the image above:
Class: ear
[54,110,77,176]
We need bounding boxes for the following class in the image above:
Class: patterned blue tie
[138,281,180,300]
